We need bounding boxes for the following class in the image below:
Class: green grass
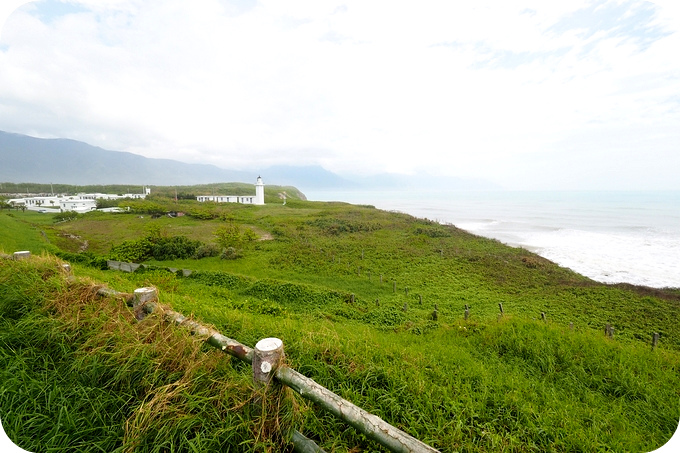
[0,212,55,254]
[1,194,680,452]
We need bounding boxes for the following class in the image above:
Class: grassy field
[1,192,679,452]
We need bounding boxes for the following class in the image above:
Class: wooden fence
[101,285,440,453]
[7,251,665,449]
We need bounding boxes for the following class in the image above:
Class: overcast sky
[1,0,679,190]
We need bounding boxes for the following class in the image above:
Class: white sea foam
[307,189,680,289]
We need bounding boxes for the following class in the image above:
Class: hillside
[1,197,679,452]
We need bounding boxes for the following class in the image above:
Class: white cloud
[1,0,678,189]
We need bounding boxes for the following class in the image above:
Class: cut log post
[253,337,284,389]
[133,287,158,320]
[652,332,660,350]
[604,324,614,338]
[276,367,440,453]
[13,251,31,260]
[464,306,470,320]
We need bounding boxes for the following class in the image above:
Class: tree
[214,223,243,250]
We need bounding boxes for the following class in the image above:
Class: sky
[0,0,679,190]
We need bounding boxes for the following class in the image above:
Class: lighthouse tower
[255,176,265,205]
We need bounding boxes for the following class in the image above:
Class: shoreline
[306,189,680,290]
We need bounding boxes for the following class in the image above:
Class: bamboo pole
[276,367,439,453]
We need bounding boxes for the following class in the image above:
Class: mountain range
[0,130,498,192]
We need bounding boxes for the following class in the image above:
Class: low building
[59,199,97,213]
[196,176,265,205]
[7,186,150,213]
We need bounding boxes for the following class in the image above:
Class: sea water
[305,189,680,289]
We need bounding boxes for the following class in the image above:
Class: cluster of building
[6,177,266,213]
[7,187,150,213]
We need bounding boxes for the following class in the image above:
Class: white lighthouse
[255,176,265,205]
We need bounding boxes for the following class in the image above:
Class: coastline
[305,189,680,290]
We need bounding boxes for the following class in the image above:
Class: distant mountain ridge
[0,130,499,191]
[0,130,346,189]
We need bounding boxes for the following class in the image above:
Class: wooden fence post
[13,251,31,260]
[605,324,614,338]
[133,287,158,320]
[464,305,469,320]
[252,338,285,418]
[253,338,284,389]
[652,332,660,350]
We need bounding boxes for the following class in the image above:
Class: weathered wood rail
[101,285,440,453]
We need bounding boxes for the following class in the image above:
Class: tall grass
[0,254,294,452]
[2,194,680,451]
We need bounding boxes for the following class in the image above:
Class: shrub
[109,237,153,262]
[53,211,82,223]
[150,236,202,261]
[192,243,220,259]
[220,247,242,260]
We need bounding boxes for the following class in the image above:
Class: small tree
[214,223,243,250]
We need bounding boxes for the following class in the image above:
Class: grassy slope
[1,197,680,452]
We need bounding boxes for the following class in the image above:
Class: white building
[7,186,150,213]
[59,199,97,213]
[197,177,265,205]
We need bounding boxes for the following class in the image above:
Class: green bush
[53,211,82,222]
[220,246,242,260]
[150,235,202,260]
[192,243,220,259]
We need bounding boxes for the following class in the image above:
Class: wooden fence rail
[98,285,439,453]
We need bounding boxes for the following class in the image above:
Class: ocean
[305,189,680,289]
